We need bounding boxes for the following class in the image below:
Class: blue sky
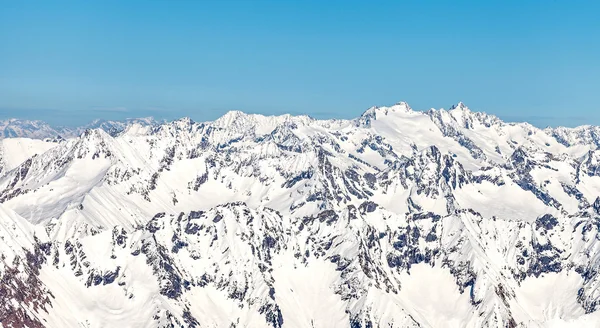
[0,1,598,127]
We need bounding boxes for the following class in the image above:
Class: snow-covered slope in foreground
[2,102,600,327]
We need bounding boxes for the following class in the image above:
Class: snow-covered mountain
[0,117,163,140]
[0,119,62,139]
[2,102,600,327]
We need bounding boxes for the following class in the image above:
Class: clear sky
[0,0,598,127]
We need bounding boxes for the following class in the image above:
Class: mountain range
[1,102,600,327]
[0,117,163,140]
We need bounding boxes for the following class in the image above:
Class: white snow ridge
[2,102,600,327]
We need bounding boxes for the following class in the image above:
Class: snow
[1,101,600,327]
[1,138,58,171]
[455,181,555,222]
[272,257,349,328]
[7,156,112,224]
[395,264,473,327]
[39,254,162,328]
[515,271,585,322]
[186,285,269,328]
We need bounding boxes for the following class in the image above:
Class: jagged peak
[507,146,548,167]
[390,101,413,112]
[358,101,414,127]
[510,146,529,163]
[210,111,315,140]
[221,110,246,119]
[545,125,600,148]
[429,103,507,131]
[546,124,600,133]
[165,116,195,130]
[173,116,194,124]
[152,117,197,136]
[449,101,469,111]
[81,127,111,138]
[362,101,413,116]
[359,106,378,120]
[70,128,115,155]
[213,110,248,126]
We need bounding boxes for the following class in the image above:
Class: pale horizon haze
[1,1,598,127]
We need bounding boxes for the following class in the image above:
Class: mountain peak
[213,110,251,127]
[220,110,247,120]
[449,101,469,111]
[391,101,412,112]
[359,101,413,126]
[173,116,194,124]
